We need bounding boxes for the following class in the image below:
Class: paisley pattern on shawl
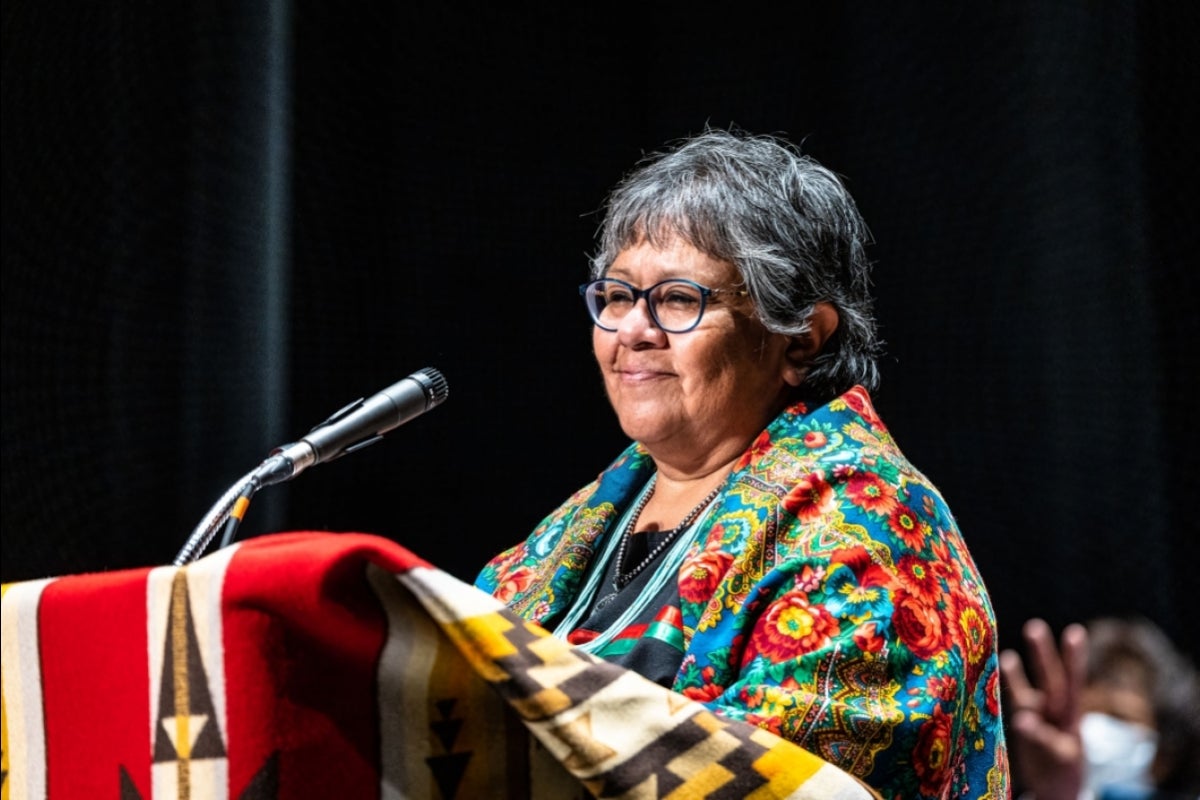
[476,386,1009,800]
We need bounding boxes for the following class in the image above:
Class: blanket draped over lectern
[1,531,876,799]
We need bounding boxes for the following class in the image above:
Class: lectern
[1,531,873,799]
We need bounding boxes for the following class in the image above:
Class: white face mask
[1080,711,1158,794]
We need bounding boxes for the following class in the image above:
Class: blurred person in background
[1000,615,1200,800]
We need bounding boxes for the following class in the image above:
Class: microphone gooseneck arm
[173,468,262,566]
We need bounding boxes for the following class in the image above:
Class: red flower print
[928,537,964,583]
[888,505,927,549]
[986,667,1000,716]
[682,665,726,702]
[735,430,773,470]
[782,472,837,523]
[743,712,786,739]
[853,620,886,653]
[495,567,535,603]
[897,554,942,602]
[802,430,828,449]
[844,470,898,514]
[784,399,810,417]
[747,591,840,662]
[831,545,871,572]
[912,704,955,796]
[841,386,886,429]
[738,682,769,708]
[925,673,959,703]
[680,543,734,604]
[683,684,724,703]
[892,588,946,659]
[958,602,993,674]
[831,547,897,596]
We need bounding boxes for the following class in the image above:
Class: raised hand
[999,617,1090,800]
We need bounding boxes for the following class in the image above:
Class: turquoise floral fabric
[476,386,1009,799]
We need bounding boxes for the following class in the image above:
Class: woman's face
[593,236,797,471]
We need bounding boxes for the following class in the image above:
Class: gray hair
[590,127,881,401]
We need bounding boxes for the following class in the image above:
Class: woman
[476,128,1008,799]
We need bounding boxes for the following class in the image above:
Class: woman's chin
[613,411,678,448]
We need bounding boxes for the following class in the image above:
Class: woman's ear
[782,302,839,387]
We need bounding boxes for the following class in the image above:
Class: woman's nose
[616,297,666,345]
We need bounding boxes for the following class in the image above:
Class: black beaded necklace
[612,475,723,590]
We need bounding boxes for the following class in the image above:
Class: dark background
[4,1,1197,678]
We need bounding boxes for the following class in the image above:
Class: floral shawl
[476,386,1010,800]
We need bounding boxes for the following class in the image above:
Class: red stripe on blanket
[39,568,155,798]
[221,532,428,797]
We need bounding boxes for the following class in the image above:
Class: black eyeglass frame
[578,277,748,334]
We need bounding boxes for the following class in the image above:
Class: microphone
[174,367,449,566]
[254,367,450,486]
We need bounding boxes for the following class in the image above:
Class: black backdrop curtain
[3,1,1197,676]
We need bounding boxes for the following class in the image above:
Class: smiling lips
[614,366,673,383]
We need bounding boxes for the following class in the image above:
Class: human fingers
[999,647,1043,714]
[1059,623,1088,732]
[1023,617,1071,724]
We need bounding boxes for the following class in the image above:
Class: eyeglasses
[579,277,749,334]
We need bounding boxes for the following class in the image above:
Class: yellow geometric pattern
[398,568,879,799]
